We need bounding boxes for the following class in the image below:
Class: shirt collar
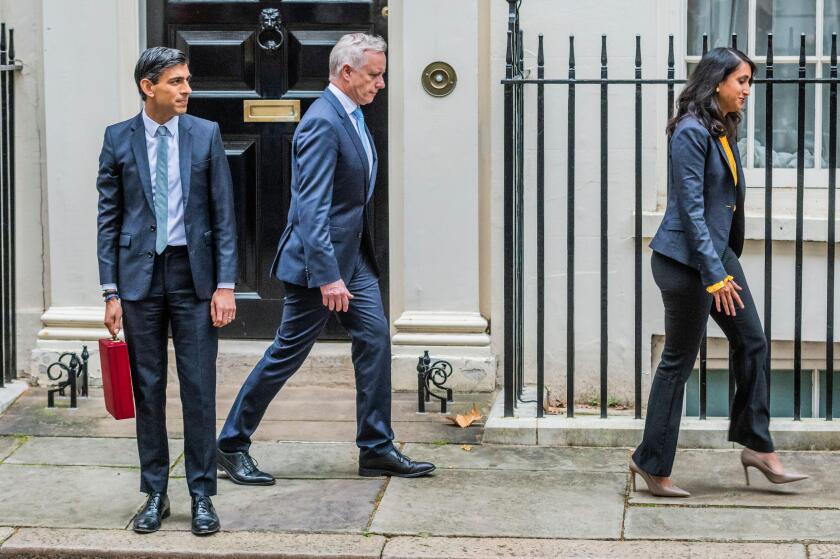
[328,83,358,116]
[142,110,179,138]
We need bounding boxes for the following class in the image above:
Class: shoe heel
[743,464,750,486]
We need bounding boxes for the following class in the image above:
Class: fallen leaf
[446,403,482,428]
[461,444,473,451]
[543,388,565,414]
[543,402,564,415]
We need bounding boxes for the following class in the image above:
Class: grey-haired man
[217,33,435,484]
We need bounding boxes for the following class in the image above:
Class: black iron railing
[0,23,20,387]
[502,0,839,420]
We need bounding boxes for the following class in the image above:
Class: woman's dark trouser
[632,248,774,477]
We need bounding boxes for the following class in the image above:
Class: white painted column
[32,0,140,380]
[388,0,495,391]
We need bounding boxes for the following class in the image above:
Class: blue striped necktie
[154,125,169,254]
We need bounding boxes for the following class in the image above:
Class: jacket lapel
[322,88,371,187]
[130,113,155,213]
[178,115,193,205]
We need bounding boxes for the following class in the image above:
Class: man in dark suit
[217,33,435,483]
[97,47,237,535]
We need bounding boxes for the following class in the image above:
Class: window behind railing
[688,0,840,178]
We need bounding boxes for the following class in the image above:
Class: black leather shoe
[217,448,276,486]
[133,492,170,533]
[191,495,220,536]
[358,447,436,478]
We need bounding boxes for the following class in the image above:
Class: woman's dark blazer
[649,115,746,287]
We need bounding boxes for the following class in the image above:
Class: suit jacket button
[150,225,156,231]
[146,251,153,258]
[357,232,362,239]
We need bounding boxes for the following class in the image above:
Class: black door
[147,0,389,339]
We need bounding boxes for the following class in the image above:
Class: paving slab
[401,443,630,472]
[249,420,482,445]
[382,537,806,559]
[0,464,144,529]
[159,476,384,533]
[6,436,183,469]
[0,437,22,462]
[809,544,840,558]
[625,505,840,541]
[213,398,490,424]
[0,528,12,545]
[370,468,625,539]
[0,528,386,558]
[175,441,360,479]
[630,449,836,507]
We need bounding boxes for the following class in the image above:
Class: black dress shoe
[358,447,436,478]
[191,495,220,536]
[217,448,276,486]
[133,492,170,533]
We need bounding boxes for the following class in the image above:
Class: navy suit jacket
[272,87,380,287]
[650,115,746,287]
[96,112,237,301]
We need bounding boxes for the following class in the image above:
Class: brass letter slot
[243,99,301,122]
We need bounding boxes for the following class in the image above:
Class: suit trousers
[121,246,218,496]
[632,248,774,477]
[218,252,395,455]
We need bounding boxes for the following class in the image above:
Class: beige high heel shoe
[741,448,808,486]
[629,459,690,497]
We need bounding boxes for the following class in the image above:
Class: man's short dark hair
[134,47,188,101]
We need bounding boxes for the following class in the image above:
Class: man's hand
[103,299,123,338]
[211,288,236,328]
[713,279,745,317]
[320,279,353,312]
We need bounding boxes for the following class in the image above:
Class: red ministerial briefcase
[99,337,135,420]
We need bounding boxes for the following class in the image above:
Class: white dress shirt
[102,111,234,292]
[328,83,373,175]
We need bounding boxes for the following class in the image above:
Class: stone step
[186,340,356,388]
[484,387,840,450]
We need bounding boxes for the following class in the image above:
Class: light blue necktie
[154,125,169,254]
[351,108,374,200]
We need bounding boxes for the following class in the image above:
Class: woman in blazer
[630,47,808,497]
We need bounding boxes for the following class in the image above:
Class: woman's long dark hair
[666,47,755,139]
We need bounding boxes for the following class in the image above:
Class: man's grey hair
[329,33,387,79]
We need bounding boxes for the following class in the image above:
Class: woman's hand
[713,279,744,316]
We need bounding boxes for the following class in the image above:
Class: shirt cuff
[217,283,235,290]
[706,275,734,294]
[101,284,118,292]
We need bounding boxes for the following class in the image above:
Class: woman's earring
[716,87,720,92]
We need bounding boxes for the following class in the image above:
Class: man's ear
[140,78,155,98]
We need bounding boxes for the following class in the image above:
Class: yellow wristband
[706,275,734,294]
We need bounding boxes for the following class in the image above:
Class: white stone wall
[32,0,141,380]
[388,0,496,392]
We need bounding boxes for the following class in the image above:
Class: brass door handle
[243,99,300,122]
